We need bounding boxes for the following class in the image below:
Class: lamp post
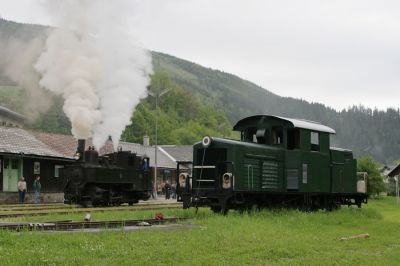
[148,88,171,199]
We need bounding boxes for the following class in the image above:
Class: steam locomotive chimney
[77,139,86,161]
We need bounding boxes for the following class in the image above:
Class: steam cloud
[0,34,53,121]
[35,0,152,149]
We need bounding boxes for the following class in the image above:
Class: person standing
[165,180,171,200]
[32,176,41,205]
[17,177,27,204]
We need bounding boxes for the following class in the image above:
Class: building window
[0,159,2,173]
[4,159,9,169]
[311,132,320,151]
[11,159,19,169]
[34,161,40,174]
[54,165,64,178]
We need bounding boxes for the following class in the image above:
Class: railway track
[0,217,186,231]
[0,202,182,218]
[0,200,177,212]
[0,205,78,212]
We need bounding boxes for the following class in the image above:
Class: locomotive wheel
[128,199,139,206]
[250,202,260,212]
[82,200,93,208]
[211,205,229,215]
[211,206,221,213]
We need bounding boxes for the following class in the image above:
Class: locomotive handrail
[194,165,216,169]
[247,165,254,189]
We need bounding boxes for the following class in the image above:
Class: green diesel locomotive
[177,115,368,213]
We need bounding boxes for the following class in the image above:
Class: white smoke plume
[35,0,152,149]
[0,34,53,121]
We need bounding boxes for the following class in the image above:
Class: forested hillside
[1,18,400,163]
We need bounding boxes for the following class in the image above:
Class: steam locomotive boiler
[63,140,152,207]
[177,115,368,213]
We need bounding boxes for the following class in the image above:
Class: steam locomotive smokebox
[85,149,99,164]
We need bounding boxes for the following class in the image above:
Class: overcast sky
[1,0,399,110]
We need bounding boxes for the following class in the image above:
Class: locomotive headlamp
[179,173,189,188]
[222,173,232,189]
[202,136,212,148]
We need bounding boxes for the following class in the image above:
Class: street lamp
[148,88,171,199]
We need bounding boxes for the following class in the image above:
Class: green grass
[1,197,400,265]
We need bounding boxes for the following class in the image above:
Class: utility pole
[148,88,171,199]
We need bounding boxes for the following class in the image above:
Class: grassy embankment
[0,197,399,265]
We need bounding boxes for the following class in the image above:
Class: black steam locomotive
[63,140,152,207]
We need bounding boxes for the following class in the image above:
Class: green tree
[357,156,386,197]
[121,71,233,145]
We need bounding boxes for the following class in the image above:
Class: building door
[2,157,22,192]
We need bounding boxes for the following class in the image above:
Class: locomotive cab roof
[233,115,335,134]
[233,115,335,152]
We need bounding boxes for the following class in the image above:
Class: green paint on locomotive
[184,115,366,211]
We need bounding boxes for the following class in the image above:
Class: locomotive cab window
[256,128,270,144]
[287,128,300,150]
[272,126,283,145]
[311,131,320,151]
[242,127,257,143]
[128,155,135,166]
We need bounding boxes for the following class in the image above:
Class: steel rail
[0,217,186,231]
[0,203,182,218]
[0,201,178,212]
[0,201,176,211]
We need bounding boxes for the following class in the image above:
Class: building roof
[0,126,72,159]
[29,130,78,158]
[0,126,180,168]
[119,142,177,169]
[159,145,193,162]
[233,115,336,134]
[387,164,400,177]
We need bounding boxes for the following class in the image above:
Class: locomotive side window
[242,127,257,143]
[128,156,135,166]
[287,128,300,150]
[272,126,283,145]
[311,132,320,151]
